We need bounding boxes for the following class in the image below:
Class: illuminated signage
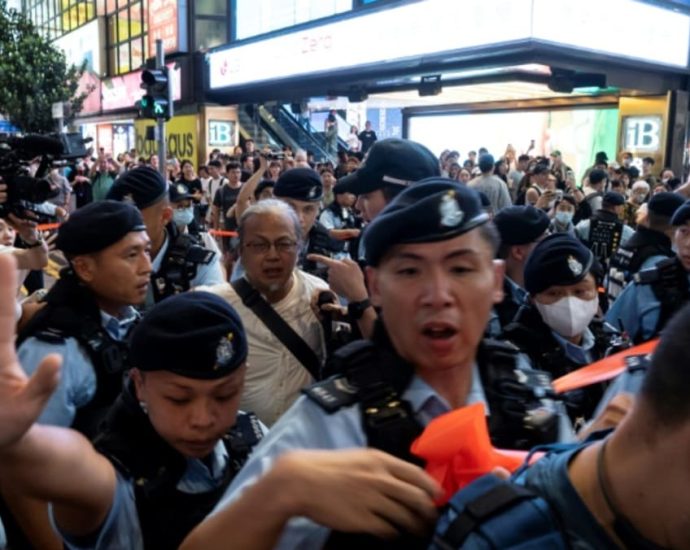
[209,0,690,90]
[148,0,181,54]
[208,120,235,146]
[101,63,181,112]
[622,116,663,151]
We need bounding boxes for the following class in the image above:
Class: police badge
[176,183,188,194]
[214,332,235,370]
[567,255,583,276]
[308,186,318,199]
[439,191,464,227]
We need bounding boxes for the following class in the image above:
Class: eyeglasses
[243,239,298,255]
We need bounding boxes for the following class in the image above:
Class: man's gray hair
[238,198,303,245]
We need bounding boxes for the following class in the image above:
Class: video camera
[0,132,91,222]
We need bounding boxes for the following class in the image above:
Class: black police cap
[648,192,685,219]
[169,182,192,203]
[273,168,323,202]
[524,233,594,295]
[671,199,690,226]
[107,166,168,209]
[602,191,625,207]
[130,291,248,379]
[493,205,550,246]
[364,177,489,266]
[334,138,440,195]
[56,200,146,256]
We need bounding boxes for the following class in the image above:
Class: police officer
[0,291,265,550]
[213,179,571,549]
[606,191,685,304]
[575,191,633,270]
[7,201,151,549]
[271,167,339,279]
[308,138,441,338]
[501,234,623,424]
[430,303,690,549]
[491,205,550,333]
[107,166,224,305]
[606,199,690,342]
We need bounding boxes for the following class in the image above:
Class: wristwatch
[347,298,371,320]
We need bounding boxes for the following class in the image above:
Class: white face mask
[534,295,599,338]
[555,211,573,225]
[173,207,194,227]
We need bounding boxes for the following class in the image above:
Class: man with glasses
[200,199,329,426]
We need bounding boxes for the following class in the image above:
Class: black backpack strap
[231,277,322,380]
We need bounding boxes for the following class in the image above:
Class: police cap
[273,168,323,202]
[365,177,489,266]
[648,192,685,219]
[524,233,594,295]
[169,182,192,203]
[130,291,248,379]
[671,199,690,226]
[493,205,550,246]
[602,191,625,207]
[56,200,146,256]
[106,166,168,209]
[334,138,440,195]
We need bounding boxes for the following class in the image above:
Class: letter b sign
[623,116,661,151]
[209,120,234,146]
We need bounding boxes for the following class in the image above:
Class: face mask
[534,295,598,338]
[555,211,573,225]
[173,207,194,227]
[633,194,646,204]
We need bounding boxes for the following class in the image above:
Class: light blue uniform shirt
[146,230,225,307]
[54,442,230,550]
[574,218,634,246]
[17,308,138,428]
[551,327,596,366]
[212,366,573,549]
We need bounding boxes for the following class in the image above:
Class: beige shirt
[201,270,328,426]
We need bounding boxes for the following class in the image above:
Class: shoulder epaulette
[302,375,360,413]
[33,328,67,344]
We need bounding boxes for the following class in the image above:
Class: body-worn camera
[0,133,90,222]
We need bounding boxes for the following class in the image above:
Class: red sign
[148,0,179,54]
[101,63,182,112]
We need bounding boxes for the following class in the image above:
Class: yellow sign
[135,114,198,166]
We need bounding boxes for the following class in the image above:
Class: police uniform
[212,179,573,550]
[606,192,685,303]
[502,234,623,424]
[606,200,690,343]
[17,201,144,435]
[55,292,264,550]
[491,205,550,334]
[107,167,224,306]
[575,191,633,266]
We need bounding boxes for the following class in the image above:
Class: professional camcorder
[0,132,91,222]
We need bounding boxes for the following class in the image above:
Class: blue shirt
[551,327,596,365]
[17,307,138,428]
[212,367,573,549]
[55,442,231,550]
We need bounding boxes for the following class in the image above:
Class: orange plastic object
[208,229,238,237]
[410,403,530,505]
[553,338,659,394]
[37,223,60,231]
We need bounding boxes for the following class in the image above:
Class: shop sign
[148,0,180,54]
[102,63,181,112]
[622,116,662,151]
[208,120,235,146]
[134,114,198,164]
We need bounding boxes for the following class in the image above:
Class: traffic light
[138,67,173,120]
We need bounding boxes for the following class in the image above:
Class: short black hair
[518,154,530,163]
[208,159,222,169]
[226,161,241,171]
[640,303,690,426]
[643,156,655,165]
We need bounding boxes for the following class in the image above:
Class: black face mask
[597,439,670,550]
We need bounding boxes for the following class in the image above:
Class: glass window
[235,0,351,40]
[195,18,227,50]
[196,0,227,16]
[23,0,97,39]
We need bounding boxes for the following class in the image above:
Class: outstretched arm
[181,449,441,550]
[234,155,268,223]
[0,253,117,538]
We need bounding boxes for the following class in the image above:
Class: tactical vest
[300,221,336,280]
[633,256,690,342]
[152,223,215,303]
[502,305,625,424]
[94,382,263,550]
[587,210,624,266]
[17,271,132,438]
[304,326,563,549]
[606,227,673,303]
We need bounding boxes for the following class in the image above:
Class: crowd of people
[0,132,688,549]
